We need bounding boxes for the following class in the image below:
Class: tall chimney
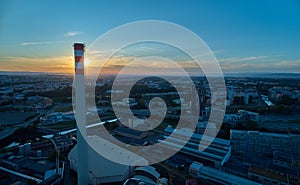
[73,43,88,185]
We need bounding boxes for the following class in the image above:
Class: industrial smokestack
[73,43,88,185]
[74,43,85,75]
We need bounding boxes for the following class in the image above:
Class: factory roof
[69,144,129,179]
[114,127,145,138]
[164,126,230,146]
[69,135,148,182]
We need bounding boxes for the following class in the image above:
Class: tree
[137,99,146,109]
[248,96,254,104]
[233,96,245,105]
[278,95,296,105]
[245,120,258,131]
[26,179,38,185]
[259,127,267,132]
[47,149,56,161]
[235,122,244,130]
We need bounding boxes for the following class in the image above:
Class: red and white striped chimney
[73,43,85,74]
[73,43,88,185]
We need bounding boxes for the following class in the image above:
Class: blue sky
[0,0,299,73]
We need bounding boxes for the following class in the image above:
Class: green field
[0,111,37,126]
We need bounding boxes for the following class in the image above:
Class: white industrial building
[68,135,148,184]
[163,126,231,168]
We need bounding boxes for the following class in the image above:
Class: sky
[0,0,300,74]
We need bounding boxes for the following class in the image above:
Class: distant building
[230,130,300,157]
[13,93,25,103]
[226,86,258,105]
[0,87,13,95]
[238,110,259,123]
[26,96,53,111]
[24,143,31,155]
[230,130,300,178]
[0,95,13,105]
[40,112,74,125]
[189,161,260,185]
[223,114,243,126]
[268,86,300,103]
[18,143,31,156]
[224,110,259,126]
[268,86,290,102]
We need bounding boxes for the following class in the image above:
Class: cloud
[87,49,124,58]
[98,55,300,74]
[219,56,300,73]
[21,41,64,46]
[86,55,204,76]
[218,55,273,71]
[218,56,269,63]
[0,56,74,74]
[1,53,299,75]
[64,31,83,37]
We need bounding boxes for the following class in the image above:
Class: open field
[0,112,37,126]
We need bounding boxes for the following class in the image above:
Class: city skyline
[1,0,300,74]
[1,1,300,185]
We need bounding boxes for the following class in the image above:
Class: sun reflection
[84,58,90,66]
